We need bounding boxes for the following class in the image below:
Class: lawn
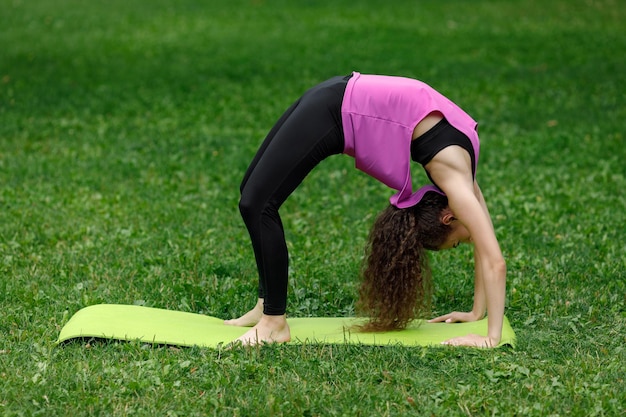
[0,0,624,415]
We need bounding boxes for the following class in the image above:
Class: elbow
[484,255,506,282]
[493,257,507,281]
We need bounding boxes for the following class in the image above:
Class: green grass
[1,0,625,415]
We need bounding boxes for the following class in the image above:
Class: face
[439,221,472,250]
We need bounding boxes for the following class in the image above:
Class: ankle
[259,314,287,327]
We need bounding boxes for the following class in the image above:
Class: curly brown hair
[356,191,451,332]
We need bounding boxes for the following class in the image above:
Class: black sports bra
[410,118,476,178]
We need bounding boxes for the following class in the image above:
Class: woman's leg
[226,77,347,344]
[238,98,303,305]
[223,100,306,329]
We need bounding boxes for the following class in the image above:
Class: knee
[239,193,279,226]
[238,195,256,220]
[239,190,266,222]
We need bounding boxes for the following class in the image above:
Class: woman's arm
[426,147,506,347]
[471,248,487,319]
[429,247,486,323]
[430,182,493,323]
[469,182,493,320]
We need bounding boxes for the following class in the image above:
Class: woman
[225,72,506,348]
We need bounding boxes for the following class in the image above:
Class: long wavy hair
[357,191,451,332]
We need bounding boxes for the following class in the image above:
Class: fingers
[427,315,448,323]
[441,334,495,348]
[428,312,463,323]
[429,311,481,324]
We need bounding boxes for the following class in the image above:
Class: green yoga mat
[57,304,516,348]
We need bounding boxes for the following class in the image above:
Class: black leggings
[239,76,349,315]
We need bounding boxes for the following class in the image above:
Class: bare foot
[224,298,263,327]
[233,314,291,346]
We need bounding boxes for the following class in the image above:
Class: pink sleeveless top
[341,72,480,209]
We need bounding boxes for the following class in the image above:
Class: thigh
[240,97,301,194]
[240,83,345,208]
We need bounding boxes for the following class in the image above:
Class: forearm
[483,259,507,344]
[471,249,487,319]
[473,182,506,343]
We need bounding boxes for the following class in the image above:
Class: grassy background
[1,0,624,415]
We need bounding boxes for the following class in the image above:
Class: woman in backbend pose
[225,72,506,348]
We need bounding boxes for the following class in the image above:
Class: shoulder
[425,146,473,185]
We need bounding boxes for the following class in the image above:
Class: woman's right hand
[428,310,483,324]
